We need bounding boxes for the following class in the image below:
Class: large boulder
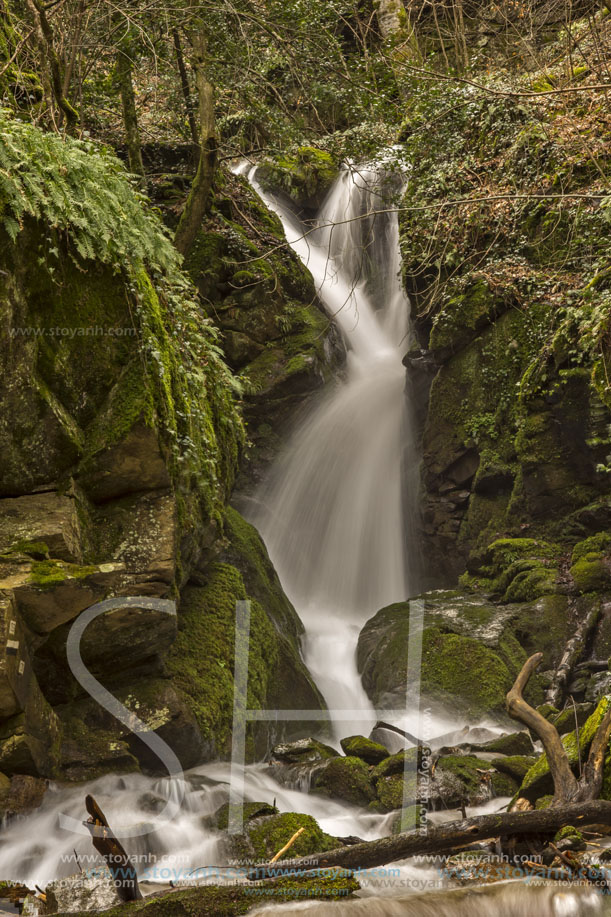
[357,589,565,719]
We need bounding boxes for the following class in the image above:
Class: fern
[0,110,244,516]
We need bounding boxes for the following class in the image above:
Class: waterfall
[245,162,419,739]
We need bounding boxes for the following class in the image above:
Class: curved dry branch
[506,652,579,805]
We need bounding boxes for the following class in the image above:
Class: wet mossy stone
[570,533,611,593]
[225,811,339,863]
[490,755,537,782]
[214,801,278,830]
[551,703,596,736]
[256,147,339,212]
[372,747,422,780]
[61,873,360,916]
[357,589,547,719]
[340,735,389,765]
[373,772,417,812]
[272,738,338,765]
[310,756,376,807]
[435,755,491,802]
[519,695,611,802]
[464,538,561,603]
[490,771,519,797]
[479,732,534,756]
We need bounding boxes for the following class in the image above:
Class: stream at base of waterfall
[0,164,600,917]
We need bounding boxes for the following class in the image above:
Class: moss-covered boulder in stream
[223,810,339,863]
[340,735,389,764]
[310,756,377,807]
[357,589,567,719]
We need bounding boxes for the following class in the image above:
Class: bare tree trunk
[173,28,199,153]
[174,27,217,258]
[116,28,144,178]
[24,0,79,131]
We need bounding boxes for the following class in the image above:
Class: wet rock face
[181,170,344,495]
[357,589,575,719]
[0,152,328,783]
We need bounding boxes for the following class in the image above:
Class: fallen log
[84,795,142,902]
[247,800,611,879]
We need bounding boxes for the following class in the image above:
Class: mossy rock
[551,703,596,736]
[372,747,421,780]
[256,147,339,211]
[373,773,417,812]
[213,801,278,830]
[570,534,611,593]
[225,811,339,863]
[465,538,561,603]
[490,755,537,782]
[164,565,279,760]
[479,732,534,756]
[271,738,338,765]
[340,735,389,765]
[434,755,492,805]
[60,874,359,916]
[490,771,519,797]
[310,756,376,807]
[357,590,542,719]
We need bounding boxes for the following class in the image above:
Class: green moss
[491,771,519,797]
[436,755,489,798]
[222,506,303,645]
[28,559,98,588]
[2,540,49,559]
[570,534,611,592]
[421,629,512,717]
[372,748,420,780]
[312,756,376,807]
[243,812,338,861]
[165,564,278,758]
[340,735,389,765]
[491,755,537,781]
[555,825,584,842]
[214,802,279,830]
[373,773,415,811]
[256,147,339,209]
[480,732,533,756]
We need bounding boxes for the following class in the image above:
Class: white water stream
[244,162,420,741]
[0,164,593,916]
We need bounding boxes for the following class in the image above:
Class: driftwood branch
[247,801,611,879]
[506,652,579,805]
[84,795,142,902]
[546,599,602,708]
[373,721,422,746]
[506,652,611,807]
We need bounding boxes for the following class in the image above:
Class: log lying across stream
[247,801,611,879]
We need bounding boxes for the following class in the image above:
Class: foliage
[0,111,243,514]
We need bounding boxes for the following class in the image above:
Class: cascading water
[244,162,420,739]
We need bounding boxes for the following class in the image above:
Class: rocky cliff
[0,117,330,806]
